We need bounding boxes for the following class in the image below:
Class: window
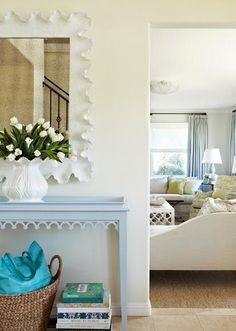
[150,122,188,176]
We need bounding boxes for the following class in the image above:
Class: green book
[62,283,104,303]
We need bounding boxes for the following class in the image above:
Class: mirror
[0,12,93,182]
[0,38,70,131]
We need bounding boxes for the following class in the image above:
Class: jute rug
[150,271,236,308]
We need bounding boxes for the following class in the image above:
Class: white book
[56,318,111,329]
[57,296,111,313]
[57,307,111,313]
[56,325,111,330]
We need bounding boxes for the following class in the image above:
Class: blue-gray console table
[0,196,129,331]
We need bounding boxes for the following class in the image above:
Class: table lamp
[232,156,236,175]
[202,148,222,181]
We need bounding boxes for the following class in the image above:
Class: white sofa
[150,212,236,270]
[150,176,199,221]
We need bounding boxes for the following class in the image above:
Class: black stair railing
[43,76,69,130]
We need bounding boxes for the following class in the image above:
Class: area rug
[150,271,236,308]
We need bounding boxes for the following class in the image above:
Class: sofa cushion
[212,188,227,199]
[215,175,236,190]
[184,179,202,195]
[167,179,186,195]
[212,175,236,199]
[198,197,236,216]
[192,191,213,209]
[150,176,168,194]
[151,193,194,203]
[151,193,183,201]
[226,192,236,200]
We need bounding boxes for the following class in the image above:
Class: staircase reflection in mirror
[0,38,70,131]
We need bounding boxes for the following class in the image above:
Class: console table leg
[119,215,127,331]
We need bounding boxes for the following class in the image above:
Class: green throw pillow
[167,179,186,195]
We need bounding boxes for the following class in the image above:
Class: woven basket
[0,255,62,331]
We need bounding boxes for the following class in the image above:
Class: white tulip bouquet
[0,117,74,163]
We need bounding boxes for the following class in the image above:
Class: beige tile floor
[48,308,236,330]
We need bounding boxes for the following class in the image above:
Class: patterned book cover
[57,292,111,312]
[57,312,110,320]
[62,283,104,303]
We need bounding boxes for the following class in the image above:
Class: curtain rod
[150,112,207,115]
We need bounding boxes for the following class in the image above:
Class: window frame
[150,122,188,176]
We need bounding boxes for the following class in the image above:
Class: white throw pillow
[184,179,202,195]
[150,176,168,194]
[192,191,213,209]
[212,176,236,199]
[198,198,236,216]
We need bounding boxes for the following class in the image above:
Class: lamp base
[209,163,216,182]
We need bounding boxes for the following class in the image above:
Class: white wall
[208,111,232,175]
[0,0,236,316]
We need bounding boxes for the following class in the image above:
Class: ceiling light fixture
[150,80,179,95]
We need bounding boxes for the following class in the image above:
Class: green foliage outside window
[153,153,185,176]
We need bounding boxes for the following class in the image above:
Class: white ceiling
[150,28,236,111]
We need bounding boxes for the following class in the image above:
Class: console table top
[0,196,129,212]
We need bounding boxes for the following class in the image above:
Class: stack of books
[56,283,112,330]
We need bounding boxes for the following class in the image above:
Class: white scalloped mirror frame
[0,11,93,183]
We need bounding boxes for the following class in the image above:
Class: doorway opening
[149,27,236,309]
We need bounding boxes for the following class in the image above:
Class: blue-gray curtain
[230,111,236,174]
[187,114,208,179]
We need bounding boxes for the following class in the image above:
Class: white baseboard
[52,301,152,317]
[112,301,152,316]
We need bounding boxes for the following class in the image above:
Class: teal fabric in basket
[0,241,52,295]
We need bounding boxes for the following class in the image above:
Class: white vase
[2,158,48,202]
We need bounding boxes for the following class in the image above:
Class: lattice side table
[150,201,175,225]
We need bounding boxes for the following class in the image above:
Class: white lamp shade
[202,148,222,164]
[232,156,236,174]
